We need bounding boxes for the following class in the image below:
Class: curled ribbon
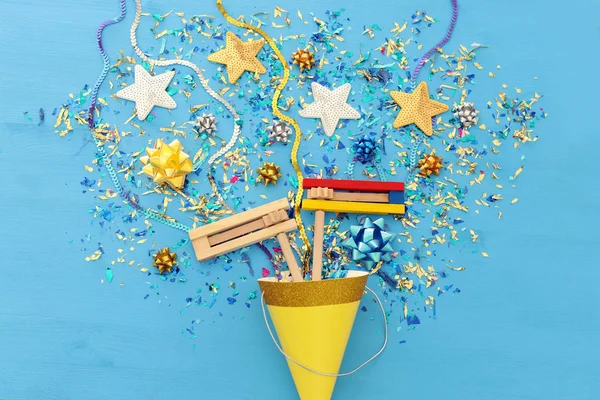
[216,0,313,266]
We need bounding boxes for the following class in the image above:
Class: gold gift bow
[216,0,313,268]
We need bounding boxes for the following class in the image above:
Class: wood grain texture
[332,192,390,203]
[207,218,266,246]
[194,219,298,261]
[311,210,325,281]
[188,198,289,240]
[276,233,303,282]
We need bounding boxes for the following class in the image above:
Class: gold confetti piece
[391,21,407,35]
[85,250,103,262]
[84,165,93,172]
[513,166,524,180]
[511,198,519,204]
[297,9,303,20]
[470,230,479,242]
[489,72,496,78]
[273,6,287,18]
[481,252,489,258]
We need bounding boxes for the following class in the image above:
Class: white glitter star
[116,64,177,120]
[298,82,360,136]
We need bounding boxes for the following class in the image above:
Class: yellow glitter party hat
[258,271,368,400]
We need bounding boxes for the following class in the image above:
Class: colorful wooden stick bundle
[301,178,405,281]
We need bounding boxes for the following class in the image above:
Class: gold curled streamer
[216,0,312,266]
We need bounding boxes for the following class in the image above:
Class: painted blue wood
[0,0,599,399]
[388,191,404,205]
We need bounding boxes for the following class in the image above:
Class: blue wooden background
[1,0,599,399]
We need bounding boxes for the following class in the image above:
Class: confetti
[51,2,546,338]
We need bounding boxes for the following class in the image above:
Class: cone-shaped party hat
[258,271,368,400]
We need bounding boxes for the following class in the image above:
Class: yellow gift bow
[140,139,193,189]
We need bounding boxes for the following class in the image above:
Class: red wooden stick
[302,178,404,193]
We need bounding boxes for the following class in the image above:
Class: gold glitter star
[256,162,282,186]
[152,247,177,275]
[207,32,266,84]
[390,81,449,136]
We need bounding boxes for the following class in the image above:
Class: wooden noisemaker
[188,198,303,281]
[302,178,405,281]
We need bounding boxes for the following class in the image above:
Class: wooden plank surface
[0,1,594,400]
